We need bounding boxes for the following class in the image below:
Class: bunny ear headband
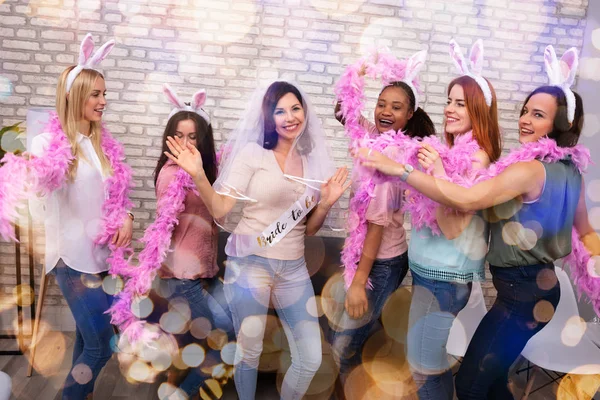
[163,84,210,124]
[66,33,115,93]
[544,45,579,123]
[402,49,428,111]
[449,39,493,107]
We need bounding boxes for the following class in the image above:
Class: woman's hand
[418,144,446,176]
[319,166,351,210]
[345,282,369,319]
[165,136,205,181]
[112,214,133,248]
[353,148,406,177]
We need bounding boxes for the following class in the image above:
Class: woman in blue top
[405,73,501,400]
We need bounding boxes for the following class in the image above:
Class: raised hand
[319,166,351,209]
[164,136,205,180]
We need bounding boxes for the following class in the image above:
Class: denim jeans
[455,263,560,400]
[156,276,233,396]
[407,271,472,400]
[224,255,322,400]
[331,253,409,377]
[50,259,114,400]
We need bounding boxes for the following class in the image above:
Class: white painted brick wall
[0,0,590,320]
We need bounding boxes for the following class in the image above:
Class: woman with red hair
[404,40,501,400]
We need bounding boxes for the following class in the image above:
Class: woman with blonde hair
[25,34,135,399]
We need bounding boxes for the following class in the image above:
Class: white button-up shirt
[30,132,109,274]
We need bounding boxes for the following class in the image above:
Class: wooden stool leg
[27,270,48,377]
[521,365,539,400]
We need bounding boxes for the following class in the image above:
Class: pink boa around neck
[475,137,598,315]
[109,164,197,341]
[0,110,135,289]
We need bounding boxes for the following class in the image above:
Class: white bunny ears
[66,33,115,93]
[544,45,579,123]
[402,49,428,111]
[163,84,210,123]
[449,39,493,107]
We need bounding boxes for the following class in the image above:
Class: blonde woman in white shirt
[30,52,133,399]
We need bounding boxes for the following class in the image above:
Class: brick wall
[0,0,590,329]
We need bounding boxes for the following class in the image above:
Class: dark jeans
[154,276,233,396]
[50,259,114,400]
[455,263,561,400]
[407,271,472,400]
[331,252,409,376]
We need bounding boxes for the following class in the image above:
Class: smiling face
[374,86,414,134]
[83,77,107,123]
[444,84,472,136]
[273,92,305,142]
[519,92,557,144]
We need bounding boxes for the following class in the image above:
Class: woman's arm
[356,148,545,213]
[165,136,236,219]
[345,223,383,319]
[306,167,351,235]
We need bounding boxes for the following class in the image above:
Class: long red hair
[445,76,502,162]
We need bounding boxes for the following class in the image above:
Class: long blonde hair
[56,66,112,180]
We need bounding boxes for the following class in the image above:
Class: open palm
[320,166,351,208]
[165,136,204,180]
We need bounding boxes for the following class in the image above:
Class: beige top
[224,143,308,260]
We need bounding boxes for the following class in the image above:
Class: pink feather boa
[474,137,599,315]
[0,111,135,285]
[109,165,196,341]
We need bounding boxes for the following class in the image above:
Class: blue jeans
[224,255,322,400]
[50,259,114,400]
[331,253,409,376]
[156,276,233,396]
[455,263,560,400]
[407,271,472,400]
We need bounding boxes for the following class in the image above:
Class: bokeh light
[381,287,412,345]
[533,299,555,323]
[102,275,124,296]
[190,316,213,339]
[12,284,34,307]
[181,343,206,367]
[71,363,94,385]
[131,296,154,319]
[561,316,587,347]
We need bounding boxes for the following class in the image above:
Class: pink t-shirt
[156,160,219,280]
[365,181,408,259]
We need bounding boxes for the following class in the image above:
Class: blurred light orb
[533,300,555,323]
[131,296,154,319]
[561,316,587,347]
[71,363,93,385]
[220,341,241,365]
[182,343,206,368]
[190,317,212,339]
[589,207,600,230]
[102,275,124,295]
[128,360,152,382]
